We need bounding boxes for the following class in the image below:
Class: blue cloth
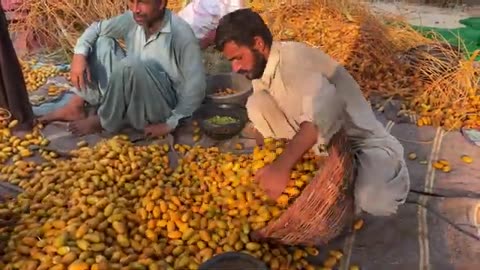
[32,92,74,116]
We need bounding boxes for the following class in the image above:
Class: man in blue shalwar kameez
[39,0,206,137]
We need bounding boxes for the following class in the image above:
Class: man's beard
[239,49,267,80]
[133,9,165,27]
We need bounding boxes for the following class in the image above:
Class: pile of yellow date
[0,121,363,270]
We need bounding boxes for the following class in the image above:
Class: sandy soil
[368,1,480,28]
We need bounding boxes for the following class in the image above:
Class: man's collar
[147,9,172,39]
[253,42,281,90]
[158,9,172,34]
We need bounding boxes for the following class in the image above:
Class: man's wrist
[73,46,90,56]
[275,154,295,171]
[165,118,179,131]
[165,123,175,133]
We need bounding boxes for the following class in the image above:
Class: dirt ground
[368,0,480,28]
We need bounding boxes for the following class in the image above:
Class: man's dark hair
[215,8,273,51]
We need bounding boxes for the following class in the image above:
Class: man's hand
[255,161,290,200]
[255,122,319,199]
[144,123,173,138]
[70,54,91,91]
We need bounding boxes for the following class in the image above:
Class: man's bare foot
[37,96,86,124]
[241,122,264,146]
[68,115,102,136]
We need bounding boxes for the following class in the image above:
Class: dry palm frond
[251,0,480,130]
[10,0,480,130]
[10,0,185,57]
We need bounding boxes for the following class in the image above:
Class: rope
[406,199,480,242]
[407,188,480,242]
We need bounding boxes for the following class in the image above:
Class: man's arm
[276,75,344,169]
[166,40,206,130]
[74,11,135,56]
[275,122,318,170]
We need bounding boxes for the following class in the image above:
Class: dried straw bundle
[385,21,480,129]
[10,0,186,57]
[256,1,419,98]
[10,0,125,56]
[409,51,480,129]
[253,0,480,130]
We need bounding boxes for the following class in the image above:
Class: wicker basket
[253,131,356,246]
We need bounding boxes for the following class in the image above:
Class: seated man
[215,9,410,216]
[39,0,206,137]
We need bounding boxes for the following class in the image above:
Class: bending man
[39,0,206,137]
[215,9,410,216]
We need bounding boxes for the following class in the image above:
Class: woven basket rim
[0,108,12,121]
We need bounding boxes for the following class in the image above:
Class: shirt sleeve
[166,40,206,129]
[297,75,344,150]
[74,11,135,56]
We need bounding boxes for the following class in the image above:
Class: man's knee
[354,148,410,216]
[246,90,275,114]
[110,58,147,79]
[93,37,118,55]
[355,180,408,216]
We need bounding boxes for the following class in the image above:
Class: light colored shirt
[250,42,410,216]
[252,41,402,153]
[74,10,206,129]
[177,0,246,39]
